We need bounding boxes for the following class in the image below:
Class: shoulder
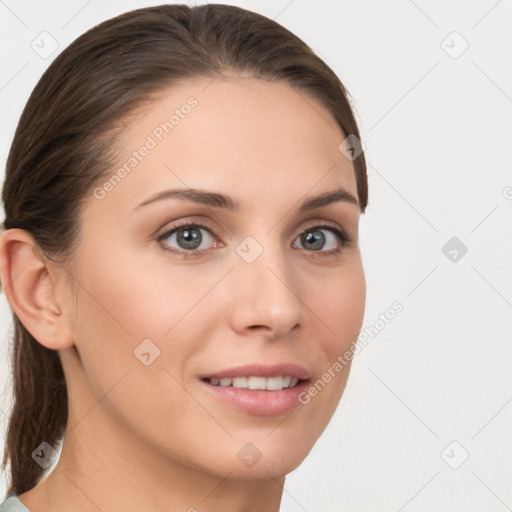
[0,496,31,512]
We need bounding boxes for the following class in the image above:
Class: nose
[227,240,305,339]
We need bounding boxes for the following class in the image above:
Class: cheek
[334,272,366,346]
[65,252,212,437]
[73,243,209,336]
[309,260,366,350]
[290,260,365,415]
[68,248,225,388]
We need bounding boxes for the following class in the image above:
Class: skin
[1,76,366,512]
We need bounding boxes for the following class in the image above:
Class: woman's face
[60,76,366,479]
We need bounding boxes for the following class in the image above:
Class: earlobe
[0,228,74,350]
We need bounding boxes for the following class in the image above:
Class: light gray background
[1,1,511,511]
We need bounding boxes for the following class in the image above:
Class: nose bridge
[229,232,303,336]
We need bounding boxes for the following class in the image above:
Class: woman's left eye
[292,225,351,253]
[157,222,353,257]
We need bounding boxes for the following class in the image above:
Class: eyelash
[157,220,355,258]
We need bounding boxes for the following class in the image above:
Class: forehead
[94,77,358,214]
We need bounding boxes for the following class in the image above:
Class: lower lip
[200,379,310,416]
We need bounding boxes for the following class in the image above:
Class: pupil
[177,228,202,250]
[303,230,325,251]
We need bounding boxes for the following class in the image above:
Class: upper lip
[200,363,311,381]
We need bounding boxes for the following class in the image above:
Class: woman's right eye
[158,222,218,256]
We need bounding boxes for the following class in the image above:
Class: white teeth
[282,376,292,388]
[265,376,283,390]
[248,376,267,390]
[232,377,248,388]
[206,376,301,390]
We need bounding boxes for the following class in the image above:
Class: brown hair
[0,3,368,496]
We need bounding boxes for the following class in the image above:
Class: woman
[0,3,368,511]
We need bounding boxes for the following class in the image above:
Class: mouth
[201,375,305,390]
[198,363,312,416]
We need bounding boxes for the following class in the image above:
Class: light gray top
[0,496,30,512]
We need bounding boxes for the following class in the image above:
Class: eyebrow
[132,187,359,213]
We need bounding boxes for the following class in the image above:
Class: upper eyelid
[157,219,217,239]
[157,218,347,238]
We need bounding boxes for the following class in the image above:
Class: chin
[198,431,316,480]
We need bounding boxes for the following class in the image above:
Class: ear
[0,228,74,350]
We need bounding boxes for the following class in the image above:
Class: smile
[203,376,300,390]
